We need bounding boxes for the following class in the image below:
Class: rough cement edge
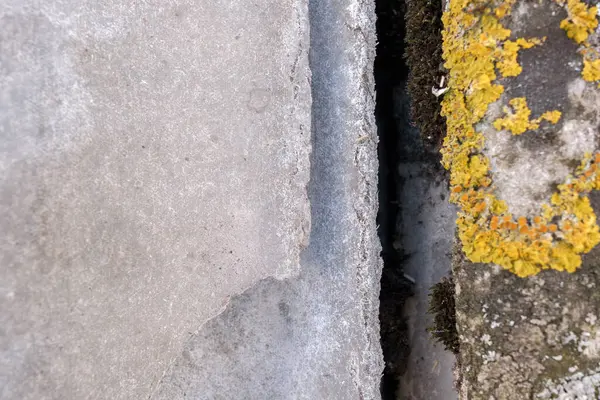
[346,0,386,394]
[148,0,386,396]
[144,0,314,396]
[274,0,314,280]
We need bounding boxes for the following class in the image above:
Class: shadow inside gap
[374,0,414,398]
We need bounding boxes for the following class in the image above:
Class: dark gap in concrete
[376,0,451,396]
[374,0,414,398]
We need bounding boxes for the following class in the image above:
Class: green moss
[427,276,460,354]
[404,0,446,149]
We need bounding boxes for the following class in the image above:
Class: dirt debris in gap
[376,0,459,397]
[404,0,446,153]
[428,276,460,355]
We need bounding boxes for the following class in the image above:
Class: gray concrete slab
[0,1,312,399]
[152,0,384,398]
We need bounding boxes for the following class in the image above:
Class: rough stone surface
[0,0,383,399]
[482,1,599,217]
[454,247,600,399]
[452,1,600,398]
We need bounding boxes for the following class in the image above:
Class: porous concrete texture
[0,0,381,398]
[454,246,600,399]
[451,0,600,398]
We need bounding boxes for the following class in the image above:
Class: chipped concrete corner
[443,0,600,397]
[0,0,383,399]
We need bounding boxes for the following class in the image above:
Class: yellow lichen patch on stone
[558,0,598,44]
[441,0,600,277]
[583,58,600,84]
[493,97,561,135]
[540,110,562,124]
[557,0,600,85]
[496,38,545,77]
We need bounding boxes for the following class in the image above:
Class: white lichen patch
[586,314,598,326]
[537,366,600,399]
[578,330,600,358]
[564,332,579,345]
[532,319,549,326]
[481,77,600,217]
[483,350,500,365]
[559,120,597,160]
[483,127,573,217]
[482,333,493,346]
[567,78,600,126]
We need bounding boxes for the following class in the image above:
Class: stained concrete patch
[0,0,311,398]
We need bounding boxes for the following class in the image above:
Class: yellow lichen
[441,0,600,277]
[583,58,600,82]
[559,0,598,44]
[558,0,600,85]
[493,97,561,135]
[496,38,545,77]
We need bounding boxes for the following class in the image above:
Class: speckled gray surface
[452,1,600,398]
[0,0,383,399]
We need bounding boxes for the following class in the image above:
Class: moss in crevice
[428,276,460,354]
[404,0,446,151]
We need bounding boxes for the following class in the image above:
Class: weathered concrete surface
[152,0,384,397]
[0,0,314,398]
[451,1,600,398]
[0,0,385,399]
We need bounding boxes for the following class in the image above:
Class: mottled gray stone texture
[0,0,383,399]
[453,1,600,398]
